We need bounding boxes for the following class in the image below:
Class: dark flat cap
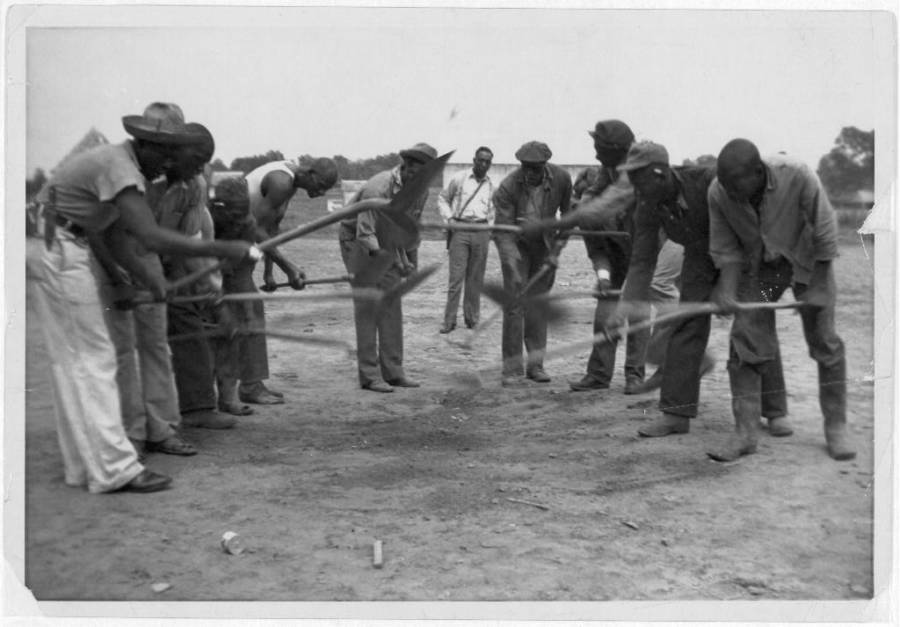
[618,141,670,173]
[515,141,552,163]
[588,120,635,148]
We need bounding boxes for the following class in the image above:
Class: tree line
[26,127,875,202]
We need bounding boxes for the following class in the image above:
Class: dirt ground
[20,231,876,608]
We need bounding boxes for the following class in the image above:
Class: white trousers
[31,233,143,493]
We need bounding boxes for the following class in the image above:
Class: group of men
[423,120,853,463]
[31,102,339,494]
[30,104,855,496]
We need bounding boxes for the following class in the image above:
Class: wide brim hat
[399,142,438,164]
[122,102,206,146]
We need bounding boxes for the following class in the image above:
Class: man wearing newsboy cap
[338,142,437,393]
[492,140,573,387]
[614,141,786,442]
[32,102,255,494]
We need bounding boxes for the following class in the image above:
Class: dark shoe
[117,469,172,493]
[628,369,663,395]
[707,435,758,462]
[767,416,794,437]
[363,380,394,393]
[239,383,285,405]
[638,413,690,437]
[181,411,237,430]
[526,367,551,383]
[146,435,198,456]
[464,319,478,329]
[129,438,147,463]
[439,323,457,334]
[386,377,421,388]
[239,381,284,402]
[624,375,646,395]
[825,425,857,461]
[569,375,609,392]
[501,375,528,388]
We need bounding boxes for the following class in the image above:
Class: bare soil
[22,233,875,605]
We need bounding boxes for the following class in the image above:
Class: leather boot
[820,361,855,460]
[708,360,761,462]
[638,412,689,437]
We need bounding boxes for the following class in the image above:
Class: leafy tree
[229,150,285,173]
[817,127,874,198]
[208,158,229,172]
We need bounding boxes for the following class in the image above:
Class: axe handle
[260,275,352,290]
[166,198,389,295]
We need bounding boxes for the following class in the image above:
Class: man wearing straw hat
[338,142,437,393]
[31,103,255,493]
[492,140,573,387]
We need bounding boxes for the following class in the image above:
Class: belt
[450,218,488,224]
[55,213,86,237]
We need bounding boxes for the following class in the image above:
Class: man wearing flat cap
[614,141,786,441]
[338,142,437,392]
[31,102,254,494]
[492,140,573,387]
[520,120,679,395]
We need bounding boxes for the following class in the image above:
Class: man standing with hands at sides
[32,103,254,493]
[338,143,437,393]
[613,141,788,439]
[707,138,855,462]
[235,157,339,404]
[437,147,495,333]
[493,141,572,387]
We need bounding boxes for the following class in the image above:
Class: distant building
[442,162,595,189]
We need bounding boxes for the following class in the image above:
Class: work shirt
[621,166,717,302]
[36,141,146,232]
[339,166,428,270]
[708,154,839,285]
[437,169,494,223]
[492,163,572,260]
[149,175,221,293]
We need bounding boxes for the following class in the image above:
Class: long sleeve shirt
[492,163,572,261]
[708,154,839,285]
[437,169,494,223]
[340,165,428,268]
[621,166,716,302]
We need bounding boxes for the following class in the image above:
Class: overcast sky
[18,4,893,174]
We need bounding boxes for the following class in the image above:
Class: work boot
[825,425,856,461]
[767,416,794,437]
[638,413,689,437]
[526,366,551,383]
[708,363,761,462]
[569,374,609,392]
[819,360,855,460]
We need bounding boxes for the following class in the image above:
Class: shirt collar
[468,170,491,184]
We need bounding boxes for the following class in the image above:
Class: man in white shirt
[437,147,494,333]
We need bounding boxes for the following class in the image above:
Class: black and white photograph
[4,1,897,623]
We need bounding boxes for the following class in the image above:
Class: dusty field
[21,230,876,610]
